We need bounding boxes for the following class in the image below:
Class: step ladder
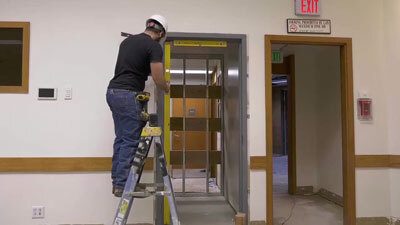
[112,124,180,225]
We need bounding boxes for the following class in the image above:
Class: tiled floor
[273,156,343,225]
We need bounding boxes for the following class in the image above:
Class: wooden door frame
[272,55,297,195]
[265,35,355,225]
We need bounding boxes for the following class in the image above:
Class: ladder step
[126,191,171,198]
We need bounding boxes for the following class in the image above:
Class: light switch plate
[64,88,72,100]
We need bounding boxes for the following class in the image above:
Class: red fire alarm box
[357,98,372,121]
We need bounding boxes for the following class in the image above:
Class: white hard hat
[146,14,168,33]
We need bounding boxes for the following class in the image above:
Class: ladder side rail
[156,142,180,225]
[113,136,153,225]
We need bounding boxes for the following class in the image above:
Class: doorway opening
[271,55,296,198]
[156,33,248,225]
[265,36,356,225]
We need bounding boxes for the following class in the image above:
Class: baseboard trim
[235,213,246,225]
[250,221,266,225]
[392,217,400,225]
[318,188,343,206]
[355,155,400,168]
[296,186,314,195]
[251,217,399,225]
[59,224,152,225]
[356,217,400,225]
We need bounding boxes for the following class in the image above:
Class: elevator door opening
[164,38,246,211]
[157,34,248,225]
[169,56,224,195]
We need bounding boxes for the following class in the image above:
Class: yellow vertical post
[163,42,171,224]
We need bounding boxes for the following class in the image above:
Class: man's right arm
[150,62,170,93]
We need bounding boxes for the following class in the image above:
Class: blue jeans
[106,88,146,189]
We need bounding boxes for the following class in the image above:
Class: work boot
[114,188,123,197]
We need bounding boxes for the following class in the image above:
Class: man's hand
[150,62,170,93]
[165,82,170,94]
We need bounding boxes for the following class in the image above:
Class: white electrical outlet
[32,206,45,219]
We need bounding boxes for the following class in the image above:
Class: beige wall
[383,0,400,218]
[315,46,343,196]
[285,45,320,189]
[0,0,398,224]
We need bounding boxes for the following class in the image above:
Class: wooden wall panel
[356,155,400,168]
[391,155,400,168]
[0,157,153,172]
[355,155,390,168]
[251,155,400,170]
[2,155,399,172]
[250,156,267,170]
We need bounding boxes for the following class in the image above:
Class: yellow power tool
[136,92,150,121]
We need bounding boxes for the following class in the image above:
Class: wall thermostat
[38,88,57,100]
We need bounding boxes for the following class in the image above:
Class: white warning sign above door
[287,19,331,34]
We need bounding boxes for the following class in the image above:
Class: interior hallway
[176,196,235,225]
[273,156,343,225]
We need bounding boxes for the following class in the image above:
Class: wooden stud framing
[170,118,221,131]
[170,150,221,166]
[170,85,222,99]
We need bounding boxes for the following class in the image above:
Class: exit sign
[296,0,321,16]
[272,51,283,64]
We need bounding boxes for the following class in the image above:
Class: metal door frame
[163,32,248,215]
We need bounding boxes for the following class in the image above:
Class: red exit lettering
[301,0,319,14]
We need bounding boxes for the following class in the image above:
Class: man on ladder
[106,15,170,197]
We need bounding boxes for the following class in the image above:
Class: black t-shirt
[108,33,163,91]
